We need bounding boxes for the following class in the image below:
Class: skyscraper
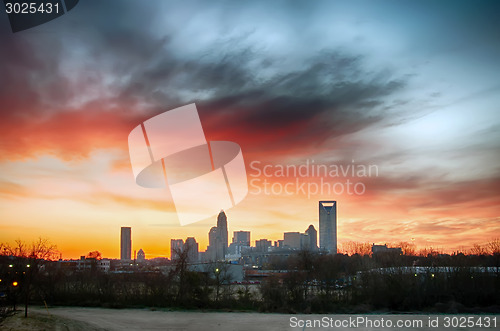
[184,237,199,263]
[120,227,132,260]
[205,227,218,261]
[216,210,228,260]
[232,231,250,246]
[208,227,218,247]
[319,201,337,254]
[171,239,184,260]
[255,239,272,252]
[284,232,302,249]
[305,224,318,250]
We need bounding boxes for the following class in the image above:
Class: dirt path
[29,307,279,331]
[11,307,497,331]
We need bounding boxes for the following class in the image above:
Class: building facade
[319,201,337,254]
[120,227,132,260]
[283,232,302,249]
[184,237,199,263]
[206,227,218,261]
[137,248,145,261]
[304,224,318,250]
[255,239,272,252]
[232,231,250,246]
[216,210,228,260]
[170,239,184,260]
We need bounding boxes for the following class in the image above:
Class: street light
[26,264,30,268]
[12,281,18,287]
[8,264,13,268]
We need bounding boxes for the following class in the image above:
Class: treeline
[0,243,256,313]
[260,250,500,313]
[338,239,500,257]
[35,263,235,309]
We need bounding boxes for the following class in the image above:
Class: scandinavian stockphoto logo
[128,104,248,226]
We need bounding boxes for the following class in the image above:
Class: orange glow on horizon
[0,104,498,260]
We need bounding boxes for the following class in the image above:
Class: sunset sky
[1,0,499,259]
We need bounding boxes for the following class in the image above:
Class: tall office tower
[184,237,199,263]
[232,231,251,246]
[216,210,228,260]
[206,226,218,261]
[208,227,218,247]
[170,239,184,260]
[319,201,337,254]
[305,224,318,250]
[120,227,132,260]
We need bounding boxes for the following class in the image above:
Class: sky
[0,0,499,259]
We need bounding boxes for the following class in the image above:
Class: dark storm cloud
[0,0,413,160]
[195,52,407,154]
[0,1,170,158]
[113,45,409,155]
[0,27,65,115]
[0,0,498,167]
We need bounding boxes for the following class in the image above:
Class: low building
[372,244,403,255]
[137,249,146,261]
[255,239,272,252]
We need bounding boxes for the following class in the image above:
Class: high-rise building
[216,210,228,260]
[184,237,199,263]
[208,227,218,247]
[205,227,218,261]
[120,227,132,260]
[284,232,302,249]
[204,211,230,261]
[319,201,337,254]
[171,239,184,260]
[281,226,318,251]
[255,239,272,252]
[232,231,250,246]
[304,224,318,250]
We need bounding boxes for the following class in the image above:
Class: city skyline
[3,194,499,260]
[1,1,499,259]
[53,201,489,261]
[152,208,320,263]
[2,195,498,260]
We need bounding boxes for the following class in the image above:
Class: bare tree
[172,245,189,303]
[395,242,416,256]
[0,238,58,317]
[418,247,441,257]
[86,251,102,260]
[339,241,372,256]
[210,261,232,303]
[487,238,500,255]
[470,243,487,256]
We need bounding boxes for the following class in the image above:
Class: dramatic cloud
[0,0,499,257]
